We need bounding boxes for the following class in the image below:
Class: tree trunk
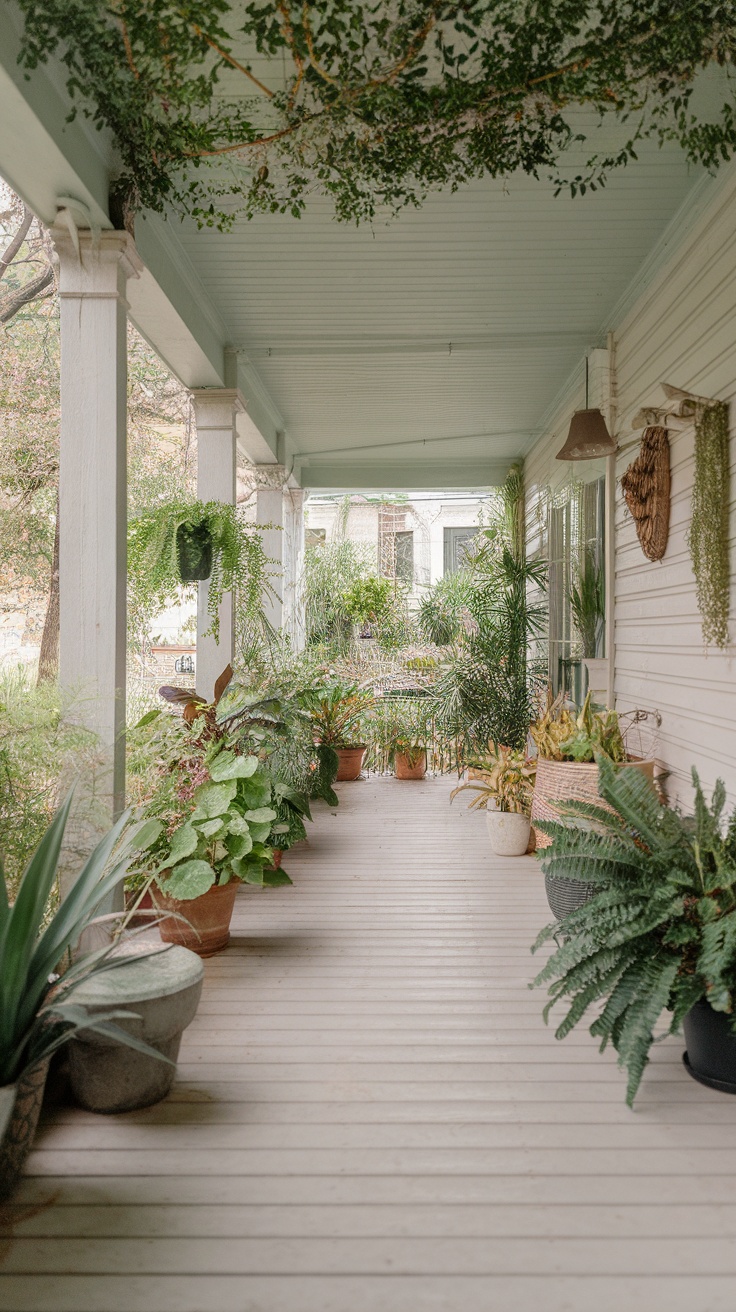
[37,493,60,685]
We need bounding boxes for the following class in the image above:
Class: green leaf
[262,868,293,887]
[209,750,259,782]
[165,822,199,866]
[160,859,214,900]
[197,818,225,839]
[248,823,271,844]
[226,831,253,859]
[191,780,237,819]
[244,807,277,824]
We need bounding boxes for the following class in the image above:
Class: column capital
[51,228,143,296]
[250,463,290,490]
[191,388,246,430]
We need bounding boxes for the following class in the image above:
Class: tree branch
[0,267,55,323]
[0,205,33,284]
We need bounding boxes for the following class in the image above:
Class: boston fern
[532,758,736,1105]
[128,500,275,644]
[14,3,736,228]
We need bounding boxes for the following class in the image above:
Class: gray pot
[67,945,204,1113]
[545,871,595,921]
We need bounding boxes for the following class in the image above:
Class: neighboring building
[304,491,494,600]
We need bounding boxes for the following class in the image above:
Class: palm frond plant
[451,746,536,815]
[416,571,473,646]
[127,499,276,646]
[531,759,736,1105]
[569,547,605,660]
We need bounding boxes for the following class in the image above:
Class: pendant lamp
[556,357,617,461]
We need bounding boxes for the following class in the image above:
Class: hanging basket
[176,521,213,583]
[531,757,656,849]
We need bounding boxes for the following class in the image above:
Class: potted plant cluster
[530,690,654,917]
[0,797,177,1197]
[303,680,374,782]
[365,694,430,779]
[533,759,736,1105]
[451,744,536,856]
[342,575,395,641]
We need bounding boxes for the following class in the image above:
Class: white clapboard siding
[525,163,736,806]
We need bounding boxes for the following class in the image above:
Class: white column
[283,487,306,649]
[255,470,286,632]
[192,389,243,700]
[53,227,141,827]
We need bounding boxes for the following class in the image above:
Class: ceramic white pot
[0,1086,15,1142]
[485,810,531,857]
[584,658,609,702]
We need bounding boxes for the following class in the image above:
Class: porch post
[52,227,141,829]
[254,467,287,633]
[283,486,306,649]
[192,389,244,700]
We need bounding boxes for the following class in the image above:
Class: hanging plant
[687,401,731,648]
[128,500,276,644]
[13,3,736,229]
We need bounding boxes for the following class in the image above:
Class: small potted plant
[533,759,736,1105]
[303,681,373,782]
[343,575,395,641]
[451,744,536,856]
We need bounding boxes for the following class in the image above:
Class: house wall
[525,166,736,807]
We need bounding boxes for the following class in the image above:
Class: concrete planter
[335,746,366,781]
[395,749,427,780]
[0,1062,48,1200]
[67,946,204,1114]
[485,810,531,857]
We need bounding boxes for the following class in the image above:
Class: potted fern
[451,745,536,856]
[128,499,275,642]
[533,759,736,1105]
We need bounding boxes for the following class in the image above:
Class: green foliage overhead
[532,759,736,1105]
[127,499,275,645]
[15,3,736,228]
[687,400,731,648]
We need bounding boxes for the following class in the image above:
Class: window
[443,527,475,576]
[305,527,326,548]
[395,530,414,584]
[547,477,605,699]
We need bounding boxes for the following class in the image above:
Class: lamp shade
[556,408,616,461]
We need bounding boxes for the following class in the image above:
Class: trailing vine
[14,2,736,229]
[687,401,731,648]
[127,499,276,645]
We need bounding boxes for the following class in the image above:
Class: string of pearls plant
[687,401,731,648]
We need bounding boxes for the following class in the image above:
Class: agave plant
[531,758,736,1105]
[1,794,168,1089]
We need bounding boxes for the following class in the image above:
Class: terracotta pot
[271,849,283,870]
[152,881,239,957]
[395,749,427,780]
[126,888,154,911]
[335,745,366,781]
[0,1061,48,1200]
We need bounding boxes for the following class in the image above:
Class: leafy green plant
[531,690,626,763]
[0,794,167,1088]
[432,547,547,752]
[127,500,275,645]
[688,401,731,648]
[417,572,472,646]
[364,695,429,772]
[15,4,736,229]
[532,758,736,1105]
[303,533,374,652]
[569,548,605,659]
[302,681,373,749]
[144,742,291,900]
[343,576,394,629]
[451,746,536,814]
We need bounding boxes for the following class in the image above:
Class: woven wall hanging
[620,425,671,562]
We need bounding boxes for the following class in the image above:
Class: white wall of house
[305,492,493,596]
[525,167,736,807]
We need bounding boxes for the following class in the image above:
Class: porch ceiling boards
[3,776,734,1312]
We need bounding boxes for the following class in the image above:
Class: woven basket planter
[531,757,655,850]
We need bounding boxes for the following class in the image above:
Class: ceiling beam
[297,458,513,491]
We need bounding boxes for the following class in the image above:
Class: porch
[2,777,732,1312]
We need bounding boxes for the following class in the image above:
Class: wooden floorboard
[2,775,734,1311]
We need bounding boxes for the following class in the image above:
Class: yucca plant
[1,794,168,1089]
[531,759,736,1105]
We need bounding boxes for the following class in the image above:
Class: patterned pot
[335,746,366,781]
[544,871,596,922]
[0,1061,49,1200]
[531,758,656,849]
[152,881,239,957]
[395,750,427,780]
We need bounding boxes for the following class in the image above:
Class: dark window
[443,527,474,576]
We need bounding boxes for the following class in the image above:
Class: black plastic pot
[683,1000,736,1094]
[544,871,595,922]
[176,521,213,583]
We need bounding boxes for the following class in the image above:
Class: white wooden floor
[2,776,736,1311]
